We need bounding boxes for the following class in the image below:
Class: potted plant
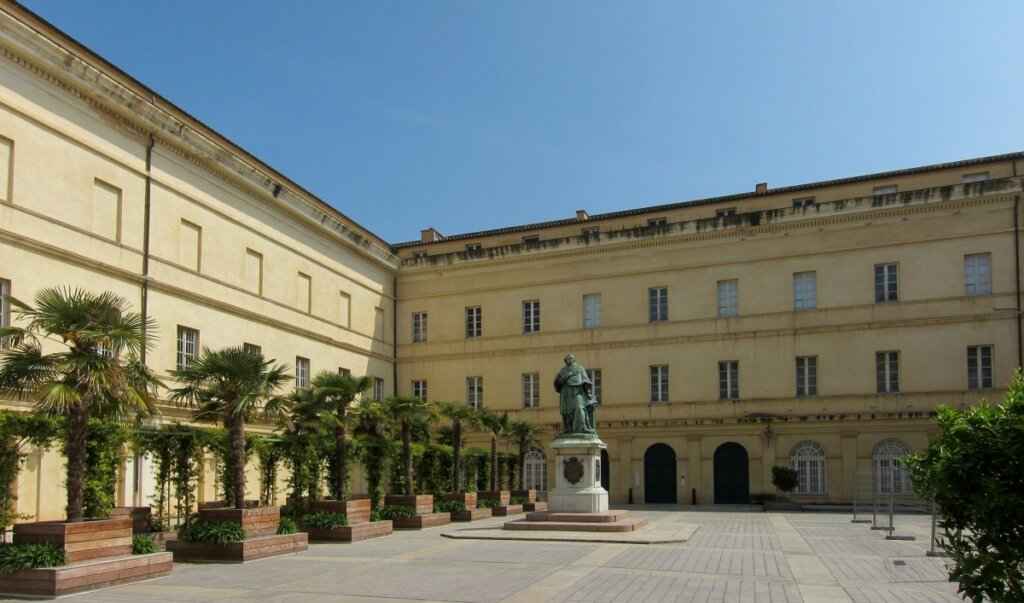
[766,465,803,511]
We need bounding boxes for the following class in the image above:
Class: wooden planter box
[167,533,307,563]
[111,507,152,533]
[511,490,537,503]
[452,508,492,522]
[492,504,524,517]
[478,490,511,506]
[523,501,548,512]
[198,499,261,510]
[151,531,177,551]
[444,492,477,509]
[198,506,279,537]
[14,517,132,563]
[0,552,172,598]
[384,494,434,515]
[392,513,451,529]
[311,498,371,525]
[307,520,392,543]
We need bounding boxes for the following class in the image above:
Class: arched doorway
[713,442,750,504]
[644,444,677,503]
[600,449,610,491]
[523,449,548,492]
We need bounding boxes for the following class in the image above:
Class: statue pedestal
[549,435,608,514]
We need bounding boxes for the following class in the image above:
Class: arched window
[524,449,547,491]
[790,441,826,495]
[873,439,912,494]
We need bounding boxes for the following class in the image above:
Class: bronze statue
[553,353,599,436]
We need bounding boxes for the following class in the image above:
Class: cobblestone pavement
[5,509,961,602]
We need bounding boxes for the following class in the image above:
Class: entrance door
[713,442,750,504]
[644,444,677,503]
[600,449,610,491]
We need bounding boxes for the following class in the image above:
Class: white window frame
[373,377,385,401]
[967,345,993,390]
[523,300,541,334]
[522,372,540,408]
[796,356,817,397]
[874,263,898,303]
[295,356,310,389]
[793,271,817,311]
[717,280,738,317]
[412,379,428,400]
[243,343,261,356]
[466,376,483,409]
[964,253,992,296]
[876,351,900,394]
[412,311,428,343]
[790,441,826,496]
[586,368,602,403]
[873,439,912,494]
[648,287,668,322]
[524,449,547,491]
[176,326,199,371]
[719,360,739,399]
[465,306,482,338]
[649,365,669,403]
[582,293,601,329]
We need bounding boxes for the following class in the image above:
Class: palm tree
[438,401,479,492]
[171,346,290,510]
[507,420,540,490]
[0,287,160,521]
[478,410,510,492]
[382,396,434,495]
[293,371,370,501]
[350,399,393,509]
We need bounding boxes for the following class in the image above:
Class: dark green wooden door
[713,442,750,504]
[644,444,677,503]
[600,449,610,491]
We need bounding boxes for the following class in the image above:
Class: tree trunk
[518,439,527,490]
[490,436,497,492]
[230,412,247,510]
[65,403,89,522]
[335,420,347,502]
[452,420,462,492]
[402,421,413,495]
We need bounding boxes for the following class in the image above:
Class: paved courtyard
[13,508,960,603]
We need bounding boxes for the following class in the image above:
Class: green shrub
[771,466,799,494]
[0,543,65,574]
[276,516,297,535]
[132,534,156,555]
[178,519,245,544]
[510,496,527,505]
[434,500,466,514]
[476,497,498,509]
[376,505,416,520]
[302,512,348,529]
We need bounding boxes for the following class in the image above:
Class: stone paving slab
[441,522,698,544]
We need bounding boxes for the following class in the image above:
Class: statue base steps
[503,511,647,533]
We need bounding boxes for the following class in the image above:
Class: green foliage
[0,543,65,574]
[178,518,246,544]
[510,496,528,505]
[132,534,156,555]
[352,400,396,510]
[64,419,128,519]
[254,436,284,506]
[133,424,213,531]
[476,497,498,509]
[771,466,799,494]
[0,412,59,537]
[416,444,452,495]
[301,512,348,529]
[434,499,466,514]
[276,516,297,535]
[376,505,416,520]
[905,370,1024,603]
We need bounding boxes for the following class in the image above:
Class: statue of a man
[553,353,598,435]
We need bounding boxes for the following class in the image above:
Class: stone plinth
[549,436,608,514]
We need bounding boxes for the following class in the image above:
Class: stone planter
[392,513,451,529]
[167,533,308,563]
[198,506,279,537]
[0,552,172,597]
[478,490,511,507]
[111,506,152,533]
[444,492,477,509]
[492,504,524,517]
[511,490,537,503]
[452,508,492,522]
[14,517,132,563]
[312,498,371,525]
[307,520,392,543]
[384,494,434,515]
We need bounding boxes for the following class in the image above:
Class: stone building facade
[0,2,1019,516]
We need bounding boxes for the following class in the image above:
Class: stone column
[686,436,702,505]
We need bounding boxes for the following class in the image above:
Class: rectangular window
[873,185,897,195]
[587,368,602,403]
[297,272,312,313]
[466,376,483,409]
[0,278,9,330]
[649,365,669,403]
[465,306,482,338]
[964,253,992,296]
[647,217,667,228]
[719,361,740,399]
[92,179,122,242]
[412,379,428,400]
[245,249,263,295]
[648,287,668,322]
[374,306,385,336]
[373,377,385,401]
[793,272,817,310]
[523,300,540,333]
[962,172,990,183]
[338,291,351,327]
[796,356,817,397]
[0,137,12,202]
[874,263,898,303]
[243,343,261,356]
[338,367,350,376]
[180,220,202,272]
[522,373,540,408]
[717,280,738,317]
[876,351,900,393]
[582,293,601,329]
[967,345,993,390]
[412,312,428,343]
[295,356,310,389]
[176,326,199,371]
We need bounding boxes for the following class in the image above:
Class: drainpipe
[1015,194,1022,370]
[140,134,154,364]
[392,275,398,397]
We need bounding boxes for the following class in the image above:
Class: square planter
[444,492,477,510]
[167,533,308,563]
[511,490,537,503]
[452,508,492,522]
[111,506,152,533]
[198,506,279,537]
[13,517,132,563]
[392,513,451,529]
[478,490,511,507]
[307,520,392,543]
[312,498,371,525]
[0,552,172,598]
[384,494,434,515]
[492,504,524,517]
[523,501,548,512]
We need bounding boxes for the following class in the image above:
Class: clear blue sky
[23,0,1022,243]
